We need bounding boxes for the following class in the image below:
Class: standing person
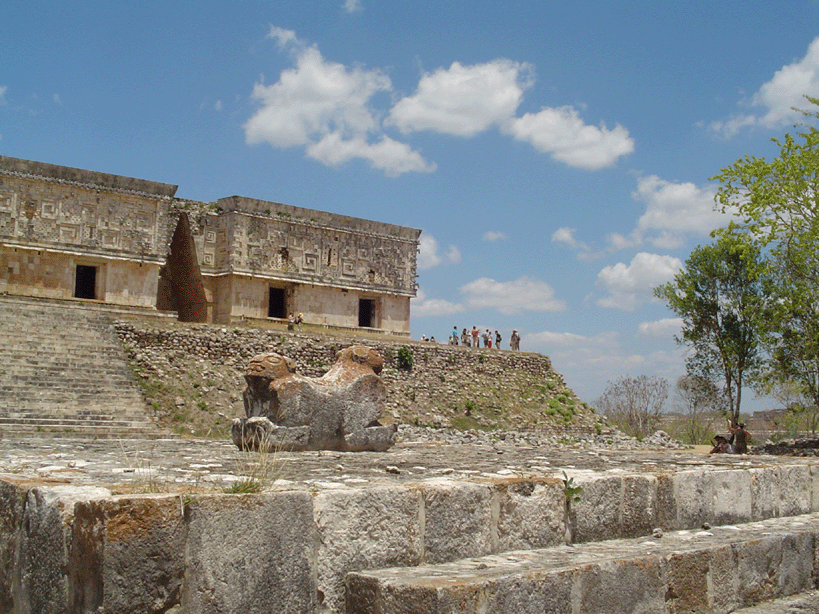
[484,329,491,348]
[510,329,520,351]
[451,326,459,345]
[495,330,502,348]
[461,328,470,347]
[471,326,479,348]
[729,421,750,454]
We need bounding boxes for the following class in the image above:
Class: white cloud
[411,288,465,317]
[343,0,363,13]
[527,330,619,348]
[53,93,62,105]
[551,227,588,250]
[460,276,567,315]
[633,175,731,240]
[0,86,7,105]
[417,233,459,270]
[504,105,634,170]
[388,60,532,136]
[214,100,223,111]
[483,231,507,242]
[711,36,819,136]
[637,318,683,338]
[596,252,682,311]
[244,29,434,176]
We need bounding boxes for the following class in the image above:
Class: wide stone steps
[0,295,162,438]
[347,513,819,614]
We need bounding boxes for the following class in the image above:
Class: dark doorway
[74,265,97,299]
[155,213,208,322]
[359,298,375,328]
[268,287,287,318]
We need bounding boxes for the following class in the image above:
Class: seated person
[710,434,734,454]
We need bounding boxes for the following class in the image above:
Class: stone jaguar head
[244,352,296,382]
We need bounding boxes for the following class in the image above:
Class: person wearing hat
[510,329,520,351]
[710,435,733,454]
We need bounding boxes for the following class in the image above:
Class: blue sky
[3,1,819,413]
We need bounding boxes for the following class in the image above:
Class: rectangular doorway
[74,265,97,299]
[268,287,287,318]
[359,298,375,328]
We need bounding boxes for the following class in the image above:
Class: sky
[3,1,819,414]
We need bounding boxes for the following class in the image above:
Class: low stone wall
[114,319,599,436]
[3,459,819,613]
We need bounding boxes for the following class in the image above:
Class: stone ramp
[347,514,819,613]
[0,295,161,438]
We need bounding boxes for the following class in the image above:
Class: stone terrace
[4,433,819,613]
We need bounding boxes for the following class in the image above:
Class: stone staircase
[0,295,162,438]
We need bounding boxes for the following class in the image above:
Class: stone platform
[3,433,819,613]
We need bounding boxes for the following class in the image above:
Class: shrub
[396,345,414,371]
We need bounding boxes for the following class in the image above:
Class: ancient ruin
[0,156,420,335]
[232,345,396,452]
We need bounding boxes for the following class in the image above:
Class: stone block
[183,491,316,614]
[712,469,752,525]
[569,475,622,542]
[709,543,741,613]
[778,465,812,517]
[314,486,422,614]
[664,549,710,613]
[673,470,713,529]
[749,467,779,520]
[0,479,26,613]
[17,485,110,614]
[495,478,566,551]
[655,472,677,530]
[70,494,185,614]
[420,480,493,564]
[735,532,814,605]
[811,465,819,513]
[621,474,658,537]
[575,556,665,613]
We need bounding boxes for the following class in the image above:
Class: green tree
[654,229,771,423]
[711,95,819,424]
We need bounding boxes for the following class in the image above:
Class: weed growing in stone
[562,471,582,505]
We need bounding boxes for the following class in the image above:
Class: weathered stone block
[709,543,741,613]
[749,467,779,520]
[779,465,812,517]
[575,556,665,613]
[810,464,819,512]
[17,485,110,614]
[665,549,710,613]
[183,491,316,614]
[569,475,622,542]
[621,474,657,537]
[70,495,185,614]
[0,479,26,613]
[314,486,422,614]
[712,469,752,525]
[673,470,713,529]
[655,472,677,530]
[735,532,814,605]
[495,478,566,551]
[420,480,493,563]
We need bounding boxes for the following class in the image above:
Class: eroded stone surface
[232,345,396,452]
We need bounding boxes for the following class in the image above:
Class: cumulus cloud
[417,233,460,270]
[483,231,507,242]
[551,227,588,251]
[460,276,567,315]
[343,0,363,13]
[527,330,619,348]
[245,28,633,175]
[633,175,733,244]
[711,36,819,137]
[388,60,532,136]
[596,252,682,311]
[504,106,634,170]
[411,288,465,317]
[637,318,683,338]
[244,28,435,176]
